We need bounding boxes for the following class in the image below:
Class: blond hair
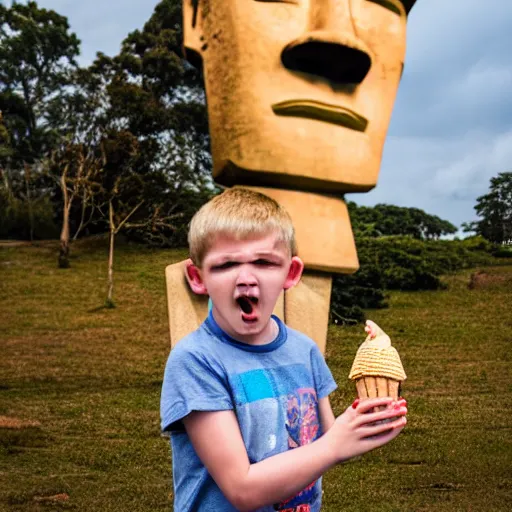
[188,187,297,266]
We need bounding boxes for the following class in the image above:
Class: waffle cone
[356,376,400,401]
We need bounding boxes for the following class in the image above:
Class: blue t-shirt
[160,313,337,511]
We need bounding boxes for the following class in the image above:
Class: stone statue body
[167,0,417,350]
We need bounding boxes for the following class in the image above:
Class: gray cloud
[351,0,512,230]
[351,128,512,228]
[394,0,512,138]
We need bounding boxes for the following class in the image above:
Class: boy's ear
[185,258,208,295]
[283,256,304,290]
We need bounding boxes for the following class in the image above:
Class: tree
[0,1,80,240]
[463,172,512,245]
[0,109,11,187]
[348,202,457,240]
[97,130,184,307]
[45,68,107,267]
[47,143,103,267]
[0,1,80,163]
[82,0,216,304]
[0,109,15,232]
[0,110,10,158]
[88,0,214,221]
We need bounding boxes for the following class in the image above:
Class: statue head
[183,0,417,194]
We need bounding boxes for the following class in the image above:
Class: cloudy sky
[11,0,512,232]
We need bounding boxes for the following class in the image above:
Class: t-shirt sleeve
[310,345,338,399]
[160,343,233,433]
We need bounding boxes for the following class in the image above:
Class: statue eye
[367,0,405,17]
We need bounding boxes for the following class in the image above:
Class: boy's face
[186,232,303,345]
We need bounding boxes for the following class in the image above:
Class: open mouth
[236,296,259,322]
[271,99,368,132]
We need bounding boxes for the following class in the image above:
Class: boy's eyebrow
[253,251,284,259]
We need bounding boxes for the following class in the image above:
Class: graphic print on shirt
[274,388,320,511]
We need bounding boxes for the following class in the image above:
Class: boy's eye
[210,259,279,270]
[211,261,238,270]
[253,259,275,266]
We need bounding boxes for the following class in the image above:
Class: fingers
[349,396,407,411]
[353,397,393,414]
[355,404,407,427]
[360,415,407,441]
[334,397,408,460]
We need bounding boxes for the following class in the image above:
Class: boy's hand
[328,397,407,463]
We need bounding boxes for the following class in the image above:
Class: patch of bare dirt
[468,270,510,289]
[0,415,41,429]
[33,493,69,503]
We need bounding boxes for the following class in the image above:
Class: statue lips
[271,99,368,132]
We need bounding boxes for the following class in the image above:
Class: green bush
[330,235,495,324]
[459,235,494,252]
[330,264,387,325]
[493,246,512,258]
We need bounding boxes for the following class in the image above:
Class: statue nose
[281,31,372,84]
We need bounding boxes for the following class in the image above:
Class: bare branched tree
[47,144,104,267]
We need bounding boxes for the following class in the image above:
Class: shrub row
[330,235,495,324]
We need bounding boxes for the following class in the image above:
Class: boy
[161,188,407,511]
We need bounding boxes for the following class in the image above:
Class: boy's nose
[235,267,258,287]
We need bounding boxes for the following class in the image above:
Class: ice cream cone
[349,321,406,410]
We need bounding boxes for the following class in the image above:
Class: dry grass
[1,239,511,511]
[0,239,184,511]
[324,264,512,511]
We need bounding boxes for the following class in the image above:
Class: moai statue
[166,0,417,352]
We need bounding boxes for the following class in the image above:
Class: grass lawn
[1,239,511,511]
